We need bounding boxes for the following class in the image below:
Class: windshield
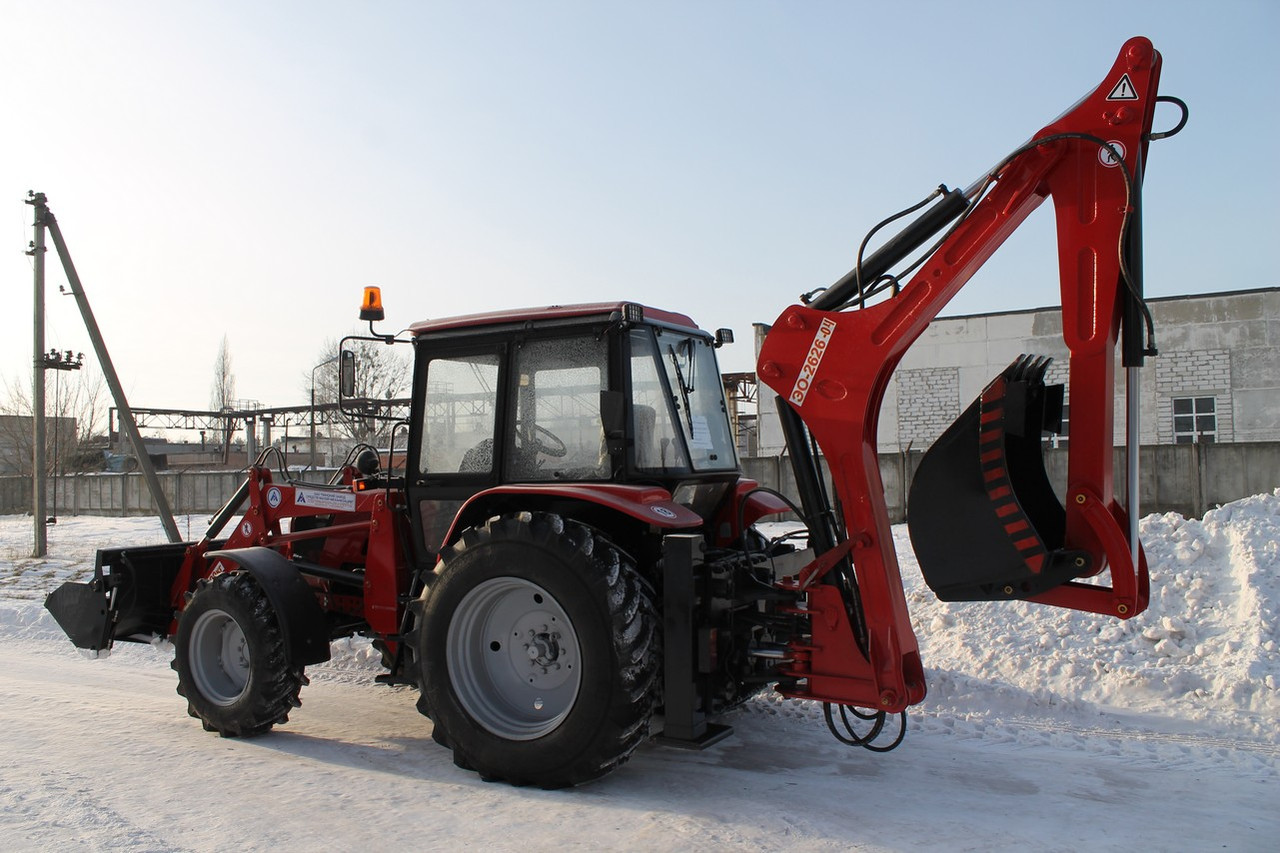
[630,328,737,473]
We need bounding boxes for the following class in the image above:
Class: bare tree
[210,336,237,463]
[0,367,105,475]
[308,337,411,446]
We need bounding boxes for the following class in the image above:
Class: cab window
[507,336,609,481]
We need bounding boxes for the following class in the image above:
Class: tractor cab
[392,302,742,560]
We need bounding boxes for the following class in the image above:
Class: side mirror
[339,349,356,398]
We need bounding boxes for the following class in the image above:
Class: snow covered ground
[2,496,1277,851]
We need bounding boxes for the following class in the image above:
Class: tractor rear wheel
[173,572,305,737]
[418,512,657,787]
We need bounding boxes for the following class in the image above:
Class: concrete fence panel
[2,442,1278,522]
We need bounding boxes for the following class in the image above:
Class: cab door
[404,341,507,563]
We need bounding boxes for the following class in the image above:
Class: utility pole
[26,194,48,557]
[28,192,181,545]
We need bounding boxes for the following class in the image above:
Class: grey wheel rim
[188,607,250,706]
[447,577,582,740]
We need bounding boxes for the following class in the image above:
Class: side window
[418,352,501,474]
[508,336,608,480]
[629,329,688,471]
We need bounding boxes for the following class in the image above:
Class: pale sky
[2,1,1275,420]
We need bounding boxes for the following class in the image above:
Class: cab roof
[408,302,702,336]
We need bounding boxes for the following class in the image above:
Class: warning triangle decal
[1107,73,1139,101]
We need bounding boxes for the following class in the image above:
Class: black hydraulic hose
[810,187,971,312]
[1121,177,1148,367]
[776,398,839,555]
[775,396,870,659]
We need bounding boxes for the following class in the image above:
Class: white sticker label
[688,414,713,450]
[789,317,838,407]
[1106,73,1139,101]
[1099,139,1126,168]
[294,488,357,513]
[266,487,282,508]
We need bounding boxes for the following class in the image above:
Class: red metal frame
[163,466,409,637]
[757,38,1162,711]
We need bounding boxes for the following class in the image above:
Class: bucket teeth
[1005,354,1051,384]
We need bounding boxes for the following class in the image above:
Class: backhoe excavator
[46,37,1184,787]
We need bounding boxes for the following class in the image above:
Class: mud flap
[204,547,333,666]
[45,542,191,652]
[907,356,1090,601]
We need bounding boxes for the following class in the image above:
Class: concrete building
[0,414,78,474]
[758,287,1279,454]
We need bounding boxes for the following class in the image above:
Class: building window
[1043,403,1069,449]
[1172,396,1217,444]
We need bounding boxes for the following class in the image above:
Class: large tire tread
[173,572,305,738]
[420,511,657,787]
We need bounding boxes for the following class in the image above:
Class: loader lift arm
[757,38,1178,722]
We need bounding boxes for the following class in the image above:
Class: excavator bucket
[907,356,1091,601]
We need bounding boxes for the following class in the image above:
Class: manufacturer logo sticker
[789,317,838,407]
[651,506,677,519]
[266,487,282,508]
[294,488,357,513]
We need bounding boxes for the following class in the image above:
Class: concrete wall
[0,469,336,520]
[745,443,1279,523]
[4,442,1276,524]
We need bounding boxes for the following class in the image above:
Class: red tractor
[46,38,1183,787]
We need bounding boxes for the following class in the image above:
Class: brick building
[757,287,1279,454]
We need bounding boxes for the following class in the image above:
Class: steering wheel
[531,424,567,458]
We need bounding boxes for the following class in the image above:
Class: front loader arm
[757,38,1169,714]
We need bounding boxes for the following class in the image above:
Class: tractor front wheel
[173,572,305,737]
[418,512,657,787]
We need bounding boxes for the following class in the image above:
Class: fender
[440,483,703,549]
[205,547,332,666]
[718,478,792,543]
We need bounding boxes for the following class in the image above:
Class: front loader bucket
[908,356,1090,601]
[44,542,190,652]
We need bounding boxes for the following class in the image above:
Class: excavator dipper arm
[757,38,1171,715]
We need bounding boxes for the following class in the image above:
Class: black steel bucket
[907,356,1090,601]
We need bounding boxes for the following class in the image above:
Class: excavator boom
[757,37,1172,715]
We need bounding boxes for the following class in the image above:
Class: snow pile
[897,489,1280,742]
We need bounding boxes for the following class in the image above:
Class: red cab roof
[409,302,702,336]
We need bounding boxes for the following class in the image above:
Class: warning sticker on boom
[1106,74,1139,101]
[294,488,357,513]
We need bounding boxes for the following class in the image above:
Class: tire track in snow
[995,715,1280,757]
